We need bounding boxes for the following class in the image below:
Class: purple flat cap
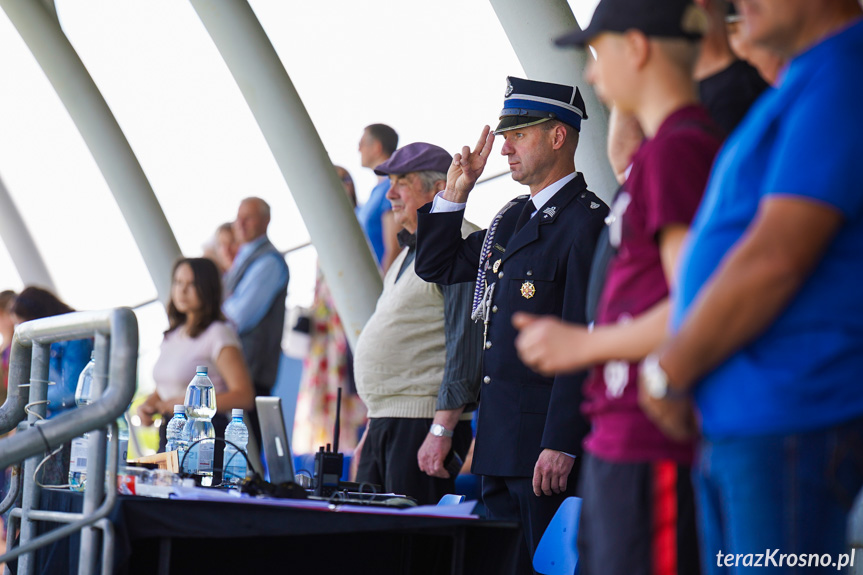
[374,142,452,176]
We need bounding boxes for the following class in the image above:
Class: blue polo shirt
[672,18,863,438]
[356,178,392,266]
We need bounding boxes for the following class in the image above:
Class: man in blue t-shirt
[356,123,401,273]
[637,1,863,572]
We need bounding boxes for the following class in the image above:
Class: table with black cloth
[18,488,520,575]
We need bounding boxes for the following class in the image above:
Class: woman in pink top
[138,258,254,452]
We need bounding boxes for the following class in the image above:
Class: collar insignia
[542,206,557,219]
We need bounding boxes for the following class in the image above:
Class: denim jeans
[695,415,863,574]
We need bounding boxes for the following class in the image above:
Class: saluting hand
[443,125,495,204]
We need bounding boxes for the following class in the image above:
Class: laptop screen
[255,396,296,484]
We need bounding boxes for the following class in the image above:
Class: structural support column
[190,0,382,347]
[0,0,182,303]
[0,177,55,292]
[489,0,618,203]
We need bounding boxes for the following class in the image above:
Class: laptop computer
[255,396,296,485]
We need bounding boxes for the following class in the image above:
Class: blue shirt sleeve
[223,253,289,334]
[762,54,863,218]
[47,338,93,418]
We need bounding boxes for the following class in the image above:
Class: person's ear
[625,29,651,70]
[550,124,568,151]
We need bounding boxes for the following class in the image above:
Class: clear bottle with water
[182,366,217,485]
[69,352,95,491]
[165,405,188,453]
[108,412,130,464]
[223,409,249,487]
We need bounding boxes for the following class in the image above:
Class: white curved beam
[489,0,618,204]
[0,0,182,303]
[0,176,55,292]
[189,0,383,348]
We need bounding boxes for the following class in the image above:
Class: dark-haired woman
[10,287,93,419]
[9,286,93,484]
[137,258,254,454]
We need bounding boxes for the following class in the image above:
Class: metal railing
[0,308,138,575]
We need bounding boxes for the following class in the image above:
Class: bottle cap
[196,365,208,374]
[174,405,185,414]
[231,408,243,417]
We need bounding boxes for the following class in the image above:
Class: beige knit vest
[354,221,478,418]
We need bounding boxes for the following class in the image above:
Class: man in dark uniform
[414,77,609,572]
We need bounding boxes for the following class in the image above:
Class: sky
[0,0,599,375]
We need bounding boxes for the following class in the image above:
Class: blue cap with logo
[494,76,587,136]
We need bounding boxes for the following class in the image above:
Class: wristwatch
[641,354,683,399]
[429,423,454,438]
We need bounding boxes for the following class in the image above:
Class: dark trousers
[481,462,580,575]
[356,417,472,506]
[577,452,699,575]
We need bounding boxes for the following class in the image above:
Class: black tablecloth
[21,489,520,575]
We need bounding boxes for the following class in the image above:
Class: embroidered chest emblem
[520,280,536,299]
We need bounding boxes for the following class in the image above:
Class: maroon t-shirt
[582,105,722,464]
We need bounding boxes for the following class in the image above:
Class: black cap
[494,76,587,135]
[555,0,708,47]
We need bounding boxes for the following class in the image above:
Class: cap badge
[493,259,502,273]
[520,281,536,299]
[542,206,556,219]
[505,80,514,98]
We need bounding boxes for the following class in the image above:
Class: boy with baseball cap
[514,1,722,573]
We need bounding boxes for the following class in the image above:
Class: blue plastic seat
[532,496,582,575]
[437,493,465,506]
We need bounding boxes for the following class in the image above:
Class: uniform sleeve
[415,203,487,285]
[541,206,607,455]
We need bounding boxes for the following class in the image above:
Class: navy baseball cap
[374,142,452,176]
[494,76,587,135]
[555,0,708,47]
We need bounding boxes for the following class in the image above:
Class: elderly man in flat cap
[414,77,609,572]
[352,142,482,506]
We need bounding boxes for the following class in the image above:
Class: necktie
[514,200,535,234]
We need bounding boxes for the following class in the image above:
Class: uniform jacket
[415,173,608,477]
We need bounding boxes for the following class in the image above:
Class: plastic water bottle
[69,352,95,491]
[165,405,188,453]
[182,366,217,485]
[223,409,249,486]
[115,412,130,463]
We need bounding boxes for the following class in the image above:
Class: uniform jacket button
[484,341,492,350]
[483,376,491,384]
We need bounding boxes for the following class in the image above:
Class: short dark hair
[364,124,399,156]
[540,119,580,151]
[166,258,226,338]
[11,287,74,321]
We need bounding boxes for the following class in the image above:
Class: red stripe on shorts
[652,461,678,575]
